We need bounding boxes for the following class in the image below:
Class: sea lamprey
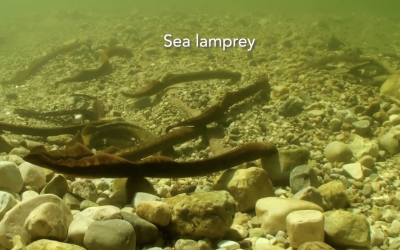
[165,76,270,132]
[55,46,133,84]
[121,69,241,98]
[23,142,278,178]
[1,40,87,85]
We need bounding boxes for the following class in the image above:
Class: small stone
[0,161,23,193]
[84,219,136,250]
[136,201,172,227]
[352,120,371,136]
[342,162,364,181]
[324,141,353,163]
[307,110,324,118]
[217,240,240,250]
[24,202,69,241]
[18,162,46,190]
[357,155,375,169]
[286,210,325,248]
[175,239,198,250]
[0,191,17,220]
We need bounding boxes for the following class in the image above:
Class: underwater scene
[0,0,400,249]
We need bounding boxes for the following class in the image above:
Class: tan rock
[286,210,324,248]
[256,197,323,235]
[163,191,237,240]
[136,200,172,227]
[214,167,274,212]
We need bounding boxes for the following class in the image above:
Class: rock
[297,241,335,250]
[41,174,69,198]
[163,191,237,240]
[9,147,29,157]
[350,135,379,159]
[342,162,364,181]
[0,194,72,249]
[217,240,240,250]
[7,155,25,165]
[196,239,212,250]
[71,179,98,202]
[255,197,323,235]
[324,210,370,247]
[261,147,309,184]
[21,190,39,201]
[24,202,69,241]
[80,200,99,210]
[225,224,248,241]
[84,219,136,250]
[324,141,353,163]
[0,191,18,220]
[380,125,400,155]
[12,234,26,250]
[389,238,400,249]
[132,192,161,208]
[22,239,86,250]
[174,239,198,250]
[352,120,371,136]
[63,193,82,210]
[254,240,282,250]
[121,212,159,245]
[278,96,304,117]
[292,187,324,208]
[109,190,127,208]
[330,118,342,132]
[125,177,156,203]
[317,180,349,210]
[272,85,289,98]
[18,162,46,191]
[380,74,400,100]
[307,110,324,118]
[289,165,319,194]
[357,155,375,169]
[68,205,122,247]
[0,161,23,193]
[286,210,324,248]
[370,227,385,247]
[0,135,14,154]
[214,167,274,212]
[136,200,172,227]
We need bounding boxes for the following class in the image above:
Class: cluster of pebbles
[0,7,400,250]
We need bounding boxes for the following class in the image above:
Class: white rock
[0,191,17,221]
[21,190,39,201]
[342,162,364,181]
[68,205,122,247]
[132,192,161,208]
[24,202,69,241]
[370,226,385,247]
[0,161,23,193]
[68,213,94,247]
[0,194,72,249]
[256,197,323,235]
[217,240,240,250]
[18,162,46,190]
[286,210,324,248]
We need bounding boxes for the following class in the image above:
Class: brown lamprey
[0,119,123,137]
[80,121,156,147]
[165,76,270,132]
[55,47,133,84]
[121,69,242,99]
[1,40,86,85]
[114,126,207,162]
[14,108,98,121]
[23,142,278,178]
